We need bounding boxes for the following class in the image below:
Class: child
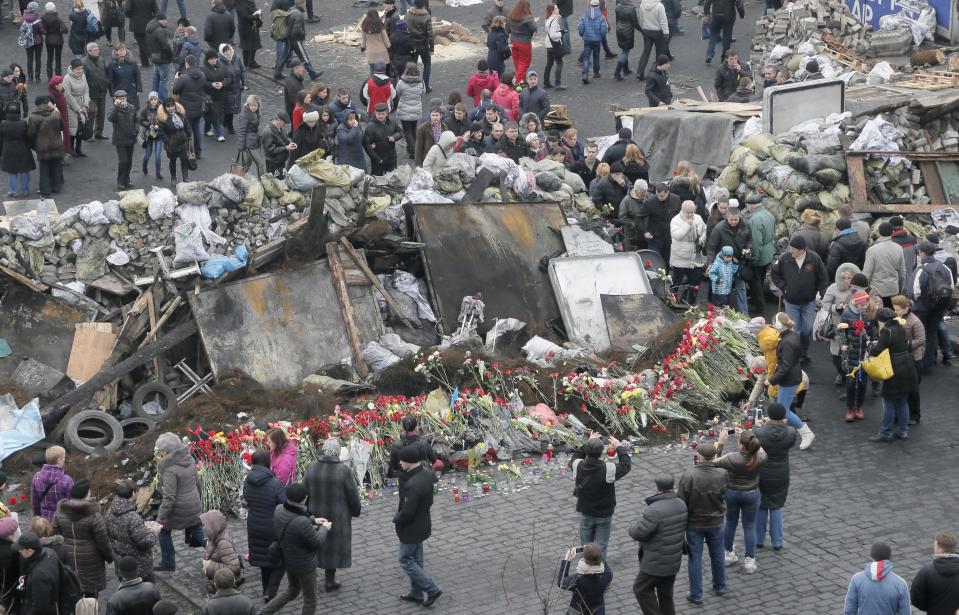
[558,543,612,615]
[199,510,242,594]
[839,290,874,422]
[708,246,739,307]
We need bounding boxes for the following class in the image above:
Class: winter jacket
[105,497,157,581]
[714,61,751,101]
[157,445,203,530]
[360,73,396,115]
[578,7,608,42]
[204,5,236,49]
[645,66,672,107]
[361,28,391,66]
[494,134,527,163]
[200,588,256,615]
[872,321,918,400]
[911,554,959,615]
[467,71,500,106]
[329,96,358,124]
[407,7,434,49]
[201,61,231,122]
[844,560,910,615]
[492,82,520,121]
[908,257,954,316]
[159,107,192,153]
[261,122,292,167]
[363,115,402,168]
[820,265,860,354]
[572,159,599,188]
[41,12,68,47]
[305,456,362,569]
[0,538,17,611]
[62,70,89,137]
[389,28,415,69]
[792,223,831,262]
[271,500,329,575]
[393,463,434,544]
[571,446,631,518]
[486,26,510,74]
[200,510,241,578]
[125,0,157,34]
[638,0,669,34]
[628,491,687,576]
[708,254,738,295]
[768,329,803,387]
[269,441,298,486]
[840,304,874,373]
[336,121,367,170]
[107,578,161,615]
[235,0,263,51]
[592,175,631,219]
[863,237,907,298]
[53,498,115,594]
[519,85,550,122]
[109,102,139,147]
[0,119,36,174]
[172,66,207,119]
[669,175,706,212]
[509,15,537,43]
[545,12,563,50]
[638,192,681,252]
[107,56,143,104]
[83,54,110,100]
[771,249,828,305]
[703,0,744,20]
[178,34,202,68]
[714,446,767,491]
[423,131,457,175]
[891,229,918,274]
[220,52,245,116]
[753,422,797,509]
[558,559,612,615]
[235,105,260,150]
[0,83,19,123]
[146,18,175,65]
[669,212,706,269]
[19,548,60,615]
[282,70,305,118]
[615,0,642,49]
[677,464,727,528]
[746,204,776,266]
[242,465,286,568]
[26,106,65,161]
[388,433,438,487]
[68,10,88,54]
[601,137,633,164]
[899,309,925,362]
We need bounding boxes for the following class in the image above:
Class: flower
[7,497,15,506]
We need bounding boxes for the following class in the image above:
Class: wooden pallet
[898,72,959,91]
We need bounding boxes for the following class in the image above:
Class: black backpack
[56,557,83,615]
[923,262,953,311]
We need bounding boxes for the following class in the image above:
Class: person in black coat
[628,476,687,615]
[0,103,36,197]
[41,7,69,80]
[243,451,286,602]
[108,90,138,188]
[601,127,634,164]
[171,55,205,156]
[868,308,918,443]
[261,484,330,615]
[125,0,158,67]
[752,403,797,550]
[292,110,329,158]
[106,556,161,615]
[0,515,20,612]
[158,97,192,181]
[910,532,959,615]
[557,543,613,615]
[638,183,682,262]
[591,161,631,219]
[645,55,672,107]
[202,569,256,615]
[613,0,641,80]
[14,532,61,615]
[200,49,232,141]
[69,5,93,57]
[389,21,415,80]
[571,435,632,561]
[235,0,263,67]
[770,235,829,356]
[107,44,143,110]
[388,417,437,488]
[363,103,402,175]
[204,1,236,51]
[260,112,295,176]
[394,446,442,607]
[493,122,526,163]
[826,218,867,280]
[282,62,306,120]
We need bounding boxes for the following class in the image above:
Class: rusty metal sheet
[0,286,95,382]
[601,294,679,352]
[188,261,383,387]
[414,202,566,335]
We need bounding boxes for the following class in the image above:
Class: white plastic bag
[768,44,792,61]
[362,341,401,373]
[176,204,226,246]
[285,164,320,192]
[147,186,177,220]
[867,61,895,85]
[173,223,211,263]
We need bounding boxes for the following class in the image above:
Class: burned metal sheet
[188,261,383,387]
[601,294,679,352]
[414,202,565,335]
[548,253,654,352]
[0,286,95,382]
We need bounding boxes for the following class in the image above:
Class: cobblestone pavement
[1,0,761,208]
[127,337,958,615]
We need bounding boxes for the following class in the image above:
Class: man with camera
[571,432,632,562]
[629,476,688,615]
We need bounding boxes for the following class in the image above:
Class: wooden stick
[138,295,184,350]
[146,292,163,380]
[697,86,709,102]
[338,237,416,330]
[326,243,369,380]
[0,264,48,292]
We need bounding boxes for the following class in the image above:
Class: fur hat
[801,209,822,225]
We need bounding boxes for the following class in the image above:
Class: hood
[835,262,861,288]
[40,534,64,547]
[211,4,226,12]
[246,464,277,487]
[933,554,959,576]
[187,67,204,80]
[32,106,54,117]
[438,130,457,150]
[834,227,857,239]
[109,497,137,517]
[866,560,894,581]
[57,498,99,522]
[200,509,227,539]
[520,111,541,129]
[65,70,85,82]
[371,73,391,86]
[401,74,422,85]
[159,445,195,472]
[494,83,514,97]
[23,8,40,20]
[145,19,162,33]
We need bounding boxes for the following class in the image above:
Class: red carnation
[7,497,16,506]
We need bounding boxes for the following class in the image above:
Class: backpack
[287,11,305,40]
[270,9,291,41]
[924,263,953,311]
[57,557,84,615]
[86,12,103,38]
[18,20,35,48]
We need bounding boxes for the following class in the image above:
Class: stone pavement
[137,337,959,615]
[2,0,762,208]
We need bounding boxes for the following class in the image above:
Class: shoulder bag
[267,516,296,564]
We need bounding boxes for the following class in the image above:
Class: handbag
[267,516,296,563]
[187,145,198,171]
[79,114,94,141]
[817,318,836,340]
[860,348,894,381]
[230,151,246,176]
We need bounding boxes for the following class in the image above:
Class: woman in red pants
[508,0,537,84]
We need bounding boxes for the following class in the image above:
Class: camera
[727,428,736,436]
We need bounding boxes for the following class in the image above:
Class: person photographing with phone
[558,543,612,615]
[571,432,632,562]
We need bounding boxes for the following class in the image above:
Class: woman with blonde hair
[670,160,707,215]
[67,0,91,56]
[764,312,816,449]
[237,94,264,176]
[622,143,648,184]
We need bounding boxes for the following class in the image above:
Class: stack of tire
[64,382,177,454]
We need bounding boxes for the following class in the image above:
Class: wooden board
[847,151,959,214]
[602,294,679,352]
[66,323,118,382]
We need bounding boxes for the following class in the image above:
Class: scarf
[575,559,605,575]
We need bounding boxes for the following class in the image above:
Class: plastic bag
[392,270,436,322]
[106,248,130,266]
[849,116,906,164]
[173,223,210,263]
[768,44,792,62]
[285,164,320,192]
[209,173,250,204]
[176,204,226,246]
[408,167,435,192]
[62,201,111,226]
[147,187,177,220]
[867,61,895,85]
[297,149,352,189]
[102,199,124,224]
[51,281,86,304]
[378,332,420,358]
[259,174,285,198]
[241,179,264,212]
[362,341,401,373]
[176,181,213,205]
[10,215,49,241]
[200,244,249,279]
[118,189,148,225]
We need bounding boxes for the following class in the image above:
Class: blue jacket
[178,34,202,69]
[708,253,738,295]
[578,7,608,42]
[844,560,910,615]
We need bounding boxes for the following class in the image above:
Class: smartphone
[727,428,736,436]
[574,546,585,554]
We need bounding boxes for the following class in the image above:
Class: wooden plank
[138,295,183,350]
[922,160,947,203]
[339,237,416,329]
[0,264,48,292]
[326,243,369,379]
[846,154,869,212]
[66,323,118,382]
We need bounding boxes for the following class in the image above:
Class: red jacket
[466,70,500,106]
[361,74,396,115]
[492,82,520,121]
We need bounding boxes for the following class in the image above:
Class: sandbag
[790,154,846,175]
[769,143,800,165]
[279,190,305,206]
[434,171,464,193]
[362,341,402,373]
[794,194,821,212]
[729,145,753,165]
[718,165,741,192]
[563,170,586,193]
[75,237,111,282]
[240,179,265,212]
[803,138,842,155]
[10,215,50,241]
[62,201,111,226]
[176,181,213,205]
[742,133,775,156]
[57,229,80,246]
[109,223,128,241]
[285,164,320,191]
[173,223,210,263]
[209,173,250,204]
[446,153,477,184]
[118,189,148,224]
[147,187,177,220]
[814,168,844,186]
[260,174,285,198]
[741,153,761,176]
[297,149,352,189]
[782,170,822,193]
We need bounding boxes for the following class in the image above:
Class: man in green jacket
[745,194,775,313]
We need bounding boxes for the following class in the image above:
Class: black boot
[142,162,148,174]
[325,569,341,592]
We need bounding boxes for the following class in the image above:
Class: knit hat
[876,307,895,323]
[286,483,308,503]
[0,516,18,540]
[788,235,807,250]
[610,160,624,174]
[0,69,11,79]
[631,180,648,197]
[851,272,869,288]
[871,542,892,561]
[525,132,539,144]
[148,91,159,102]
[618,127,632,140]
[155,432,182,453]
[321,437,340,457]
[398,445,423,463]
[720,246,734,256]
[204,49,218,61]
[26,1,39,11]
[766,402,786,420]
[836,218,851,230]
[70,478,90,500]
[302,110,319,123]
[13,531,41,551]
[275,111,291,123]
[372,60,386,72]
[851,290,869,307]
[477,59,489,72]
[153,600,179,615]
